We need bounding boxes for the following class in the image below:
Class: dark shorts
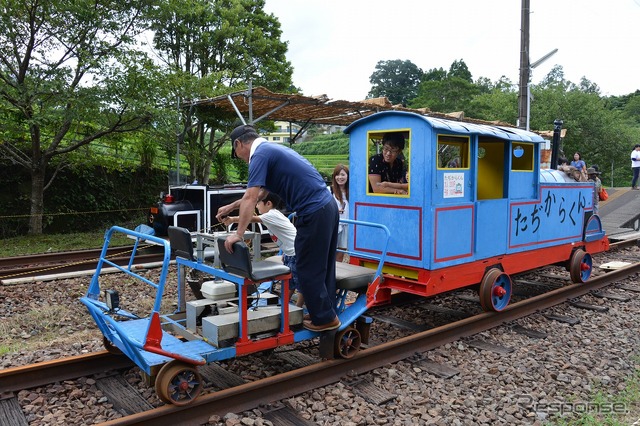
[282,254,299,291]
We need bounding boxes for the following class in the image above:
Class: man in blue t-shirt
[216,124,341,332]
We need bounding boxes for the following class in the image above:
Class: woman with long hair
[331,164,349,262]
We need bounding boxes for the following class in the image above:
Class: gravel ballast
[1,251,639,425]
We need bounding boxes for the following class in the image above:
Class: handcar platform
[111,317,212,365]
[81,221,390,405]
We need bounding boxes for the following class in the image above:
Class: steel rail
[0,253,166,282]
[0,247,136,269]
[98,262,640,426]
[0,351,133,394]
[2,237,632,283]
[609,238,639,250]
[0,241,280,282]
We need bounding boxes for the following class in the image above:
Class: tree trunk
[28,167,46,235]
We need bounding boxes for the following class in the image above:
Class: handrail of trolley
[286,214,390,273]
[85,226,172,313]
[339,218,390,276]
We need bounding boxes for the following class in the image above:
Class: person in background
[217,124,340,332]
[570,152,587,179]
[331,164,349,262]
[631,144,640,190]
[368,132,407,194]
[222,189,303,307]
[587,167,602,215]
[447,157,460,168]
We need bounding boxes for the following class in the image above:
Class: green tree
[475,75,514,94]
[529,66,637,185]
[537,64,573,91]
[448,59,472,82]
[423,67,447,82]
[410,60,479,113]
[620,93,640,125]
[578,77,601,95]
[468,86,518,124]
[605,90,640,118]
[0,0,159,234]
[150,0,293,184]
[411,77,480,113]
[368,59,424,105]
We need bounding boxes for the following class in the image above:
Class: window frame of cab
[366,129,411,197]
[437,134,470,170]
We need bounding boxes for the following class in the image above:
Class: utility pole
[517,0,558,131]
[517,0,530,129]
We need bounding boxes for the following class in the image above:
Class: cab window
[511,143,534,171]
[367,130,410,196]
[437,135,470,169]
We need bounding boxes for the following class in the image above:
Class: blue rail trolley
[81,220,389,405]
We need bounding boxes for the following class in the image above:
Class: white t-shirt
[259,209,296,256]
[327,186,349,223]
[632,149,640,168]
[334,189,349,249]
[335,192,348,225]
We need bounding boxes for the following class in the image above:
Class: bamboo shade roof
[186,86,428,126]
[186,86,522,130]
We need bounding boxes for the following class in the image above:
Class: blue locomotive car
[344,111,609,311]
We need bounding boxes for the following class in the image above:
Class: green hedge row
[0,163,167,238]
[0,134,349,237]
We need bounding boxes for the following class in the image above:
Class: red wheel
[334,327,361,359]
[479,268,512,312]
[569,249,592,283]
[155,360,203,406]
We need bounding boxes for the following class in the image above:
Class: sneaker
[303,317,341,332]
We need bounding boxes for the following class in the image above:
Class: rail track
[0,241,280,284]
[1,240,633,285]
[1,254,639,425]
[0,246,164,284]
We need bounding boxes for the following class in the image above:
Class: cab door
[475,139,508,259]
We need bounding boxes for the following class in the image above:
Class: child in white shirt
[222,190,302,307]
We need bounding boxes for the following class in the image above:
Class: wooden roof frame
[184,86,533,141]
[185,86,429,127]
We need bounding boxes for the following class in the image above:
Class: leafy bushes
[0,132,351,238]
[0,162,166,238]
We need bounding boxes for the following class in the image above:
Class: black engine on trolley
[148,185,247,236]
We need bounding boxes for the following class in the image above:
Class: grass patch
[0,230,133,257]
[0,344,19,356]
[0,304,98,353]
[550,357,640,425]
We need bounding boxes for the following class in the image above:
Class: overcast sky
[263,0,640,101]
